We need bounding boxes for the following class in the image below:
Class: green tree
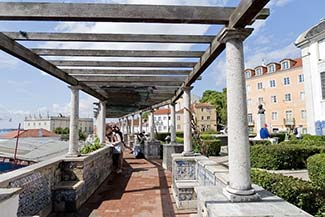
[54,127,63,134]
[200,88,227,125]
[62,127,70,135]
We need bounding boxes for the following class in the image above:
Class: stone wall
[0,146,113,216]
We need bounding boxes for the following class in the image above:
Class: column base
[223,186,260,202]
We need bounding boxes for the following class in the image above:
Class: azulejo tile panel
[175,160,196,180]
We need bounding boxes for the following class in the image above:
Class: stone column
[139,113,143,133]
[126,117,130,134]
[67,86,80,156]
[219,28,257,201]
[98,101,106,144]
[183,86,192,154]
[131,115,135,135]
[149,109,155,140]
[170,103,176,144]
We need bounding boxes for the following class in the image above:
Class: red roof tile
[0,129,58,139]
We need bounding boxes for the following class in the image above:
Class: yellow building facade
[245,58,307,133]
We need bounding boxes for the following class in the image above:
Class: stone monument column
[255,104,266,139]
[219,28,258,201]
[183,86,192,154]
[170,102,176,144]
[67,85,80,156]
[139,112,143,133]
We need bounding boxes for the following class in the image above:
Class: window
[245,71,251,78]
[319,38,325,60]
[158,116,161,121]
[246,84,251,92]
[301,110,307,120]
[269,80,276,87]
[285,111,293,120]
[201,108,204,112]
[163,126,167,130]
[247,113,253,123]
[281,61,289,70]
[158,126,162,131]
[201,116,204,120]
[283,77,290,85]
[258,97,263,104]
[255,68,263,76]
[206,125,210,129]
[163,116,167,120]
[271,95,277,103]
[257,82,263,89]
[321,72,325,100]
[268,64,275,73]
[272,112,278,120]
[33,123,35,126]
[39,122,41,126]
[207,116,210,120]
[300,91,305,100]
[177,115,180,121]
[177,124,181,130]
[284,93,292,102]
[298,74,304,83]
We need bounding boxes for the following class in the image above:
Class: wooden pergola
[0,1,268,118]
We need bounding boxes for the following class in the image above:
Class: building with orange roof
[0,128,58,139]
[245,58,307,133]
[176,102,217,132]
[153,108,171,133]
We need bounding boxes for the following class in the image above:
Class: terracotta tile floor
[75,151,197,217]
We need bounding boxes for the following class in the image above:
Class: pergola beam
[65,69,191,75]
[85,81,183,87]
[0,32,106,101]
[3,32,214,44]
[32,49,204,58]
[0,3,268,24]
[51,60,197,68]
[75,75,186,82]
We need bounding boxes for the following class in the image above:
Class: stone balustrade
[0,146,113,217]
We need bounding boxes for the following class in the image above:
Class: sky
[0,0,324,128]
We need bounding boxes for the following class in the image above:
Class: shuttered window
[321,72,325,100]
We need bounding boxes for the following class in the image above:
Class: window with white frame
[271,112,278,120]
[284,93,292,102]
[319,38,325,60]
[255,67,263,76]
[268,64,275,73]
[246,84,251,92]
[269,79,276,87]
[285,110,293,120]
[300,91,305,100]
[301,110,307,120]
[177,115,180,121]
[271,95,277,103]
[257,82,263,89]
[245,71,251,78]
[258,97,263,104]
[247,113,253,123]
[281,61,289,70]
[283,77,290,85]
[298,74,304,83]
[207,116,210,120]
[321,72,325,100]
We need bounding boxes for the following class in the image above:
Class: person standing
[106,125,123,174]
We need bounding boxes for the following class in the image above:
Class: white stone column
[219,28,257,201]
[170,103,176,144]
[131,115,135,135]
[126,117,130,134]
[149,109,155,140]
[183,86,192,154]
[139,113,143,133]
[98,101,106,144]
[67,86,80,156]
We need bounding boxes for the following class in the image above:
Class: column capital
[218,28,253,43]
[68,85,82,91]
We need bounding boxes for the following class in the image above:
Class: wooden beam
[51,60,197,68]
[85,81,183,87]
[65,69,190,75]
[0,3,231,24]
[32,49,204,58]
[74,75,186,82]
[4,32,214,44]
[0,32,106,101]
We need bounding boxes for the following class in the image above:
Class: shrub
[307,153,325,188]
[156,132,170,142]
[80,137,103,154]
[175,137,184,144]
[200,134,216,140]
[249,140,271,146]
[176,132,184,138]
[270,133,286,143]
[202,140,221,156]
[251,144,325,170]
[251,169,325,216]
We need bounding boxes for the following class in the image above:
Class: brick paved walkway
[76,151,196,217]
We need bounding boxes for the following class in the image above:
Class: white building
[24,115,93,134]
[154,108,171,133]
[296,19,325,135]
